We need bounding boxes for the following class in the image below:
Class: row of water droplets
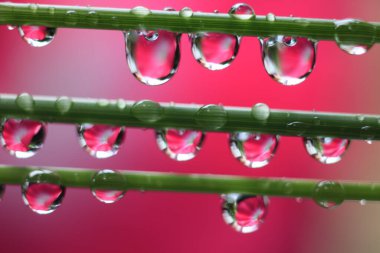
[7,3,377,86]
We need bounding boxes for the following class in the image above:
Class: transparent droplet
[1,119,46,158]
[131,100,164,123]
[303,137,350,164]
[55,96,72,114]
[0,185,5,202]
[91,169,126,204]
[131,6,151,17]
[359,199,367,206]
[78,124,125,159]
[86,11,99,24]
[7,25,16,30]
[334,19,376,55]
[16,93,34,112]
[251,103,270,121]
[22,170,65,214]
[29,3,38,13]
[266,13,276,22]
[18,26,56,47]
[124,30,181,85]
[179,7,193,18]
[229,132,279,168]
[156,129,205,161]
[64,10,78,25]
[195,104,227,130]
[222,194,269,233]
[260,36,317,85]
[228,3,255,20]
[313,181,344,209]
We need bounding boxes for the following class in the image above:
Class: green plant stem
[0,93,379,140]
[0,165,377,201]
[0,3,379,44]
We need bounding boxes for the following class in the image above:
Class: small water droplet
[16,93,34,112]
[7,25,16,30]
[251,103,270,121]
[22,170,65,214]
[359,199,367,206]
[357,115,365,122]
[195,104,227,130]
[18,26,56,47]
[132,100,164,123]
[228,3,255,20]
[48,7,55,15]
[29,3,38,13]
[1,119,46,158]
[131,6,151,17]
[260,36,317,85]
[334,19,376,55]
[163,7,176,12]
[117,99,127,110]
[55,96,72,114]
[179,7,193,18]
[91,169,126,204]
[156,129,205,161]
[295,197,303,203]
[64,10,78,25]
[190,32,240,70]
[229,132,279,168]
[266,13,276,22]
[97,99,109,107]
[313,181,344,209]
[87,11,99,24]
[78,124,125,159]
[360,126,374,143]
[222,194,269,233]
[304,137,349,164]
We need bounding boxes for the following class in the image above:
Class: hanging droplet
[195,104,227,130]
[228,3,255,20]
[303,137,350,164]
[77,124,125,159]
[179,7,193,18]
[91,169,126,204]
[190,32,240,70]
[0,185,5,202]
[1,119,46,158]
[22,170,65,214]
[229,132,279,168]
[259,36,317,85]
[334,19,376,55]
[156,129,205,161]
[18,26,56,47]
[222,194,269,233]
[313,181,344,209]
[124,30,181,85]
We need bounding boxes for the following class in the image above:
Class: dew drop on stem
[91,169,126,204]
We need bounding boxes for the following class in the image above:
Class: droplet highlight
[228,3,255,20]
[303,137,350,164]
[313,181,344,209]
[18,26,56,47]
[91,169,126,204]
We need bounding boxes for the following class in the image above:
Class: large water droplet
[260,36,317,85]
[222,194,269,233]
[1,119,46,158]
[251,103,270,121]
[190,32,240,70]
[228,3,255,20]
[156,129,205,161]
[131,100,164,123]
[124,30,181,85]
[313,181,344,209]
[22,170,65,214]
[77,124,125,159]
[303,137,350,164]
[334,19,376,55]
[229,132,279,168]
[195,104,227,130]
[18,26,56,47]
[91,169,126,204]
[16,93,34,112]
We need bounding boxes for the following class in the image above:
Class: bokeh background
[0,0,380,252]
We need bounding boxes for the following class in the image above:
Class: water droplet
[131,6,151,17]
[179,7,193,18]
[295,197,303,203]
[55,96,72,114]
[190,32,240,70]
[86,11,99,24]
[195,104,227,130]
[91,169,126,204]
[251,103,270,121]
[334,19,376,55]
[260,36,317,85]
[303,137,350,164]
[48,7,55,15]
[18,26,56,47]
[313,181,344,209]
[29,3,38,13]
[156,129,205,161]
[229,132,279,168]
[78,124,125,159]
[357,115,365,122]
[360,199,367,206]
[1,119,46,158]
[97,99,109,107]
[117,99,127,110]
[7,25,16,30]
[266,13,276,22]
[0,185,5,202]
[64,10,78,25]
[16,93,34,112]
[22,170,65,214]
[131,100,164,123]
[222,194,269,233]
[228,3,255,20]
[124,30,181,85]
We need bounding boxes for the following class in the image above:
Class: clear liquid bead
[124,30,181,85]
[259,36,317,85]
[303,137,350,164]
[228,3,255,20]
[77,124,125,159]
[22,170,65,214]
[190,32,240,70]
[313,181,344,209]
[1,119,46,158]
[91,169,126,204]
[229,132,279,168]
[222,194,269,233]
[18,26,56,47]
[156,129,205,161]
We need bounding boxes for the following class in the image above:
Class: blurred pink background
[1,0,380,252]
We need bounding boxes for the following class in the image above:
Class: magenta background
[1,0,380,252]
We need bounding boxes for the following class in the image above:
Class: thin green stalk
[0,93,379,140]
[0,2,379,45]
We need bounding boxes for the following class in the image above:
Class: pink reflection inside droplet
[321,138,349,157]
[93,190,124,203]
[20,26,48,40]
[235,196,268,229]
[24,183,64,213]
